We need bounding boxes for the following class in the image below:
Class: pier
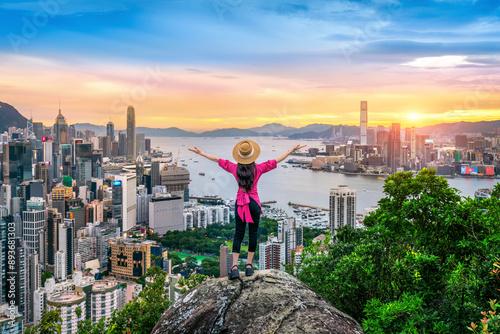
[288,202,329,211]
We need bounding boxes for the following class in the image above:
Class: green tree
[106,265,171,334]
[24,309,62,334]
[178,273,209,294]
[292,170,500,333]
[41,270,51,287]
[75,306,106,334]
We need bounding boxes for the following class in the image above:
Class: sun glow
[408,113,420,121]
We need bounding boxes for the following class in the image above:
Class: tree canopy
[292,169,500,333]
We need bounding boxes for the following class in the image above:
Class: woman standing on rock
[189,140,306,279]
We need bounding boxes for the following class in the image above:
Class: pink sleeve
[218,159,237,174]
[257,159,277,174]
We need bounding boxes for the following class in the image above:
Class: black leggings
[233,198,260,253]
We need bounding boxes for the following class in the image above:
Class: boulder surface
[152,269,364,334]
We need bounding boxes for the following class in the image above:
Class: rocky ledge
[152,269,364,334]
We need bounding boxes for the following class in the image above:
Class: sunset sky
[0,0,499,131]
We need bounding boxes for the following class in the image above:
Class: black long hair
[237,162,256,192]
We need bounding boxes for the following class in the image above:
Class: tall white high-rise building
[410,126,416,160]
[55,250,66,281]
[329,185,357,235]
[277,218,303,266]
[259,236,286,271]
[23,208,46,255]
[360,101,368,145]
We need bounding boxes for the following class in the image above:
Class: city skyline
[1,0,499,130]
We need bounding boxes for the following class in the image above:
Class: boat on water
[212,178,215,180]
[194,161,199,163]
[282,165,288,168]
[199,172,205,176]
[378,177,384,180]
[182,163,187,166]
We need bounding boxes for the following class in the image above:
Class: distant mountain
[289,125,360,139]
[136,127,198,137]
[248,123,296,135]
[73,123,107,135]
[0,101,28,132]
[198,128,265,137]
[417,120,500,135]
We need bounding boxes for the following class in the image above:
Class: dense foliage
[150,217,323,260]
[291,169,500,333]
[24,309,62,334]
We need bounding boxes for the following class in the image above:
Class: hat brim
[232,140,261,164]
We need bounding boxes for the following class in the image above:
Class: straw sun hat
[232,140,261,164]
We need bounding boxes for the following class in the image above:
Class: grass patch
[225,241,248,252]
[171,252,216,265]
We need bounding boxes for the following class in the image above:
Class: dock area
[288,202,329,211]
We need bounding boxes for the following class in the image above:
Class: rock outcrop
[152,269,364,334]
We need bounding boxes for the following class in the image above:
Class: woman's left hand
[291,144,307,151]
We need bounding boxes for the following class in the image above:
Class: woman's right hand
[188,147,202,154]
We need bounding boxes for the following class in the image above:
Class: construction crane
[175,149,180,166]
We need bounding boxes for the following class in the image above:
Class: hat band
[238,147,254,159]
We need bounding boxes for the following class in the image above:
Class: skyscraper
[106,121,115,142]
[76,143,92,186]
[118,131,127,157]
[329,185,357,235]
[360,101,367,145]
[127,106,136,159]
[114,173,137,232]
[410,127,416,160]
[277,218,303,266]
[387,123,401,173]
[54,104,68,149]
[3,142,33,197]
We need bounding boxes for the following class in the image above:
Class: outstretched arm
[188,147,219,162]
[276,144,307,163]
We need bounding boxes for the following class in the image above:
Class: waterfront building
[127,106,136,159]
[329,185,357,235]
[159,165,190,201]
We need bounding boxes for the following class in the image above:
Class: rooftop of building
[47,292,86,306]
[109,237,157,247]
[92,280,119,293]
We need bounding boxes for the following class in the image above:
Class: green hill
[0,101,28,132]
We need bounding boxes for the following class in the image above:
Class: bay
[151,137,499,215]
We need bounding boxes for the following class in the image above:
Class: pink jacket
[218,159,277,223]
